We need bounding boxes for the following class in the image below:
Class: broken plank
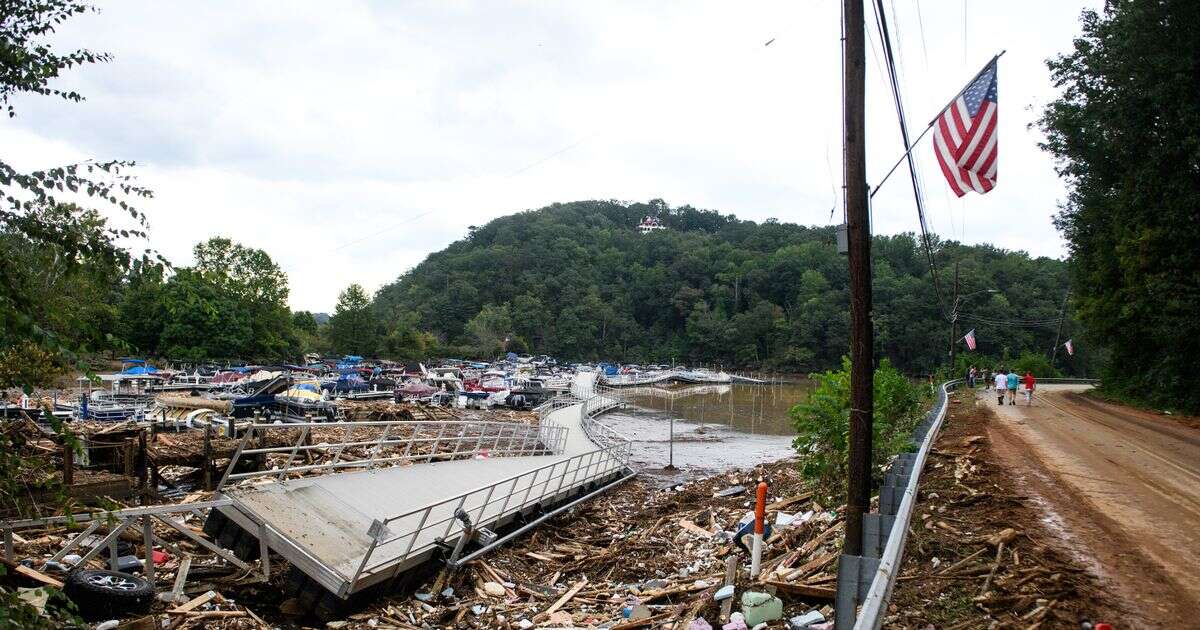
[169,590,217,614]
[544,577,587,616]
[762,580,836,601]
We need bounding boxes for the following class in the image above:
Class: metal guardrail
[217,419,568,489]
[846,377,1098,627]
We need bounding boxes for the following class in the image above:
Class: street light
[950,288,999,367]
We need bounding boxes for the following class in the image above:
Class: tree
[1,4,139,624]
[157,269,252,362]
[1038,1,1200,411]
[1,1,155,376]
[328,284,378,356]
[190,237,297,360]
[465,303,514,357]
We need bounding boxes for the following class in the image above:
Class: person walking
[1006,369,1020,405]
[983,367,992,390]
[969,365,977,388]
[994,369,1007,405]
[1023,370,1036,406]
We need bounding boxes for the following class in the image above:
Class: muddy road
[984,384,1200,627]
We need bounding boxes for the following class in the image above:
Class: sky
[2,0,1100,312]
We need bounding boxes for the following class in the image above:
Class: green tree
[465,303,514,357]
[1038,1,1200,411]
[191,237,297,360]
[0,3,138,624]
[158,269,251,362]
[328,284,378,356]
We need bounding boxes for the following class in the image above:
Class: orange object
[1094,624,1112,630]
[754,482,767,535]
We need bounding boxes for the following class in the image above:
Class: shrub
[790,358,927,502]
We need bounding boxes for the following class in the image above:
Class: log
[762,580,836,601]
[155,395,232,413]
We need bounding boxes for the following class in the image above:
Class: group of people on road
[970,365,1036,405]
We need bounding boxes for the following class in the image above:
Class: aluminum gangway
[206,373,633,602]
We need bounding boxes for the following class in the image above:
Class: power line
[871,0,946,314]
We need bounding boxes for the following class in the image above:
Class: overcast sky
[3,1,1099,312]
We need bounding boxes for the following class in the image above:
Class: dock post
[62,441,74,486]
[203,423,213,491]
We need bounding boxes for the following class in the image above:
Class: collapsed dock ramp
[209,373,632,600]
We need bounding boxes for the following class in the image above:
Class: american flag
[963,329,977,351]
[933,58,998,196]
[1064,339,1074,356]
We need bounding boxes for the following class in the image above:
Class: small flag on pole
[963,329,977,351]
[933,57,999,197]
[1064,339,1074,356]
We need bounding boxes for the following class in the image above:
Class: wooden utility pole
[843,0,871,557]
[949,261,960,370]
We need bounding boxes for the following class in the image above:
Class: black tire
[63,569,154,620]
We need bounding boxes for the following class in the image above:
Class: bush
[790,358,927,502]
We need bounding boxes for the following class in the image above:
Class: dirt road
[984,384,1200,627]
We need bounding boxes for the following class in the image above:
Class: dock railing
[217,419,568,489]
[347,439,631,589]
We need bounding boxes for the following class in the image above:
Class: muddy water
[601,382,814,483]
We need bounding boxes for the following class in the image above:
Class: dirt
[890,390,1126,629]
[984,385,1200,628]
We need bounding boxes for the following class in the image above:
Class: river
[599,381,814,483]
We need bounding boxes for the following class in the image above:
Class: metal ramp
[210,373,633,599]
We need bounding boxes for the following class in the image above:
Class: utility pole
[843,0,871,558]
[948,261,960,370]
[1050,290,1070,366]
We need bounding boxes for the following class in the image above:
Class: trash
[714,584,736,601]
[517,619,534,629]
[788,609,826,628]
[94,621,120,630]
[723,611,749,630]
[775,512,797,527]
[440,587,455,598]
[115,554,142,573]
[62,553,82,566]
[715,485,747,497]
[471,604,487,615]
[643,578,669,590]
[413,592,433,602]
[688,617,714,630]
[483,581,506,597]
[740,591,784,627]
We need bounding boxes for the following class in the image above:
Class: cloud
[6,0,1100,310]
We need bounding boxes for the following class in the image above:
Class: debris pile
[889,393,1120,628]
[330,460,839,629]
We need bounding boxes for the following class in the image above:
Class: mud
[601,405,796,486]
[985,385,1200,627]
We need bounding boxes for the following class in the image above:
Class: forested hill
[373,200,1088,375]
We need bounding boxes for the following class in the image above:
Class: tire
[63,569,154,620]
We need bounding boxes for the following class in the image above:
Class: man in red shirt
[1023,371,1036,406]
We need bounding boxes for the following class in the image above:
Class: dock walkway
[212,373,632,598]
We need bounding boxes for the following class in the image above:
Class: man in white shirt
[993,369,1007,405]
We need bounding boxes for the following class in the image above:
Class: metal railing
[841,379,961,629]
[347,440,632,589]
[217,419,568,489]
